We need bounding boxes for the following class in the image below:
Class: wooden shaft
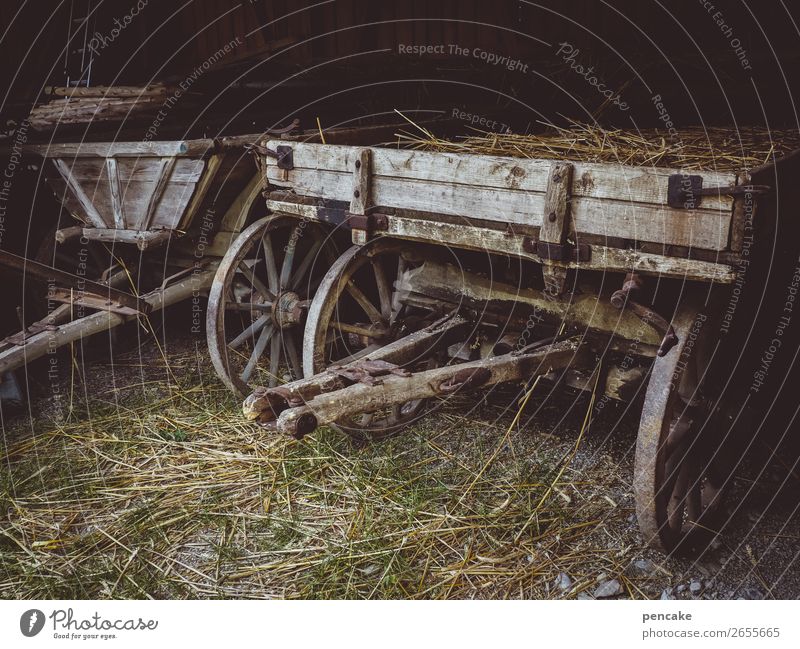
[276,339,586,437]
[243,314,470,419]
[0,249,151,314]
[0,268,216,374]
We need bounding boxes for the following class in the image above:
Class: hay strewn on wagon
[396,117,800,172]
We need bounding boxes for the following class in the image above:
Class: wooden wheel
[634,305,732,554]
[207,215,334,395]
[303,239,441,439]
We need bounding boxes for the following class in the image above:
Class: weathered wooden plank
[53,159,108,228]
[105,158,124,228]
[179,154,223,231]
[67,158,205,183]
[269,141,736,211]
[266,166,730,250]
[26,139,214,158]
[540,162,574,246]
[350,148,372,245]
[266,199,737,283]
[140,157,177,231]
[81,228,173,250]
[729,172,755,252]
[349,148,372,214]
[539,162,574,295]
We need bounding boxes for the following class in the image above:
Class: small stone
[676,584,687,593]
[689,580,702,594]
[594,579,624,598]
[738,586,764,600]
[660,588,675,600]
[633,559,654,573]
[554,572,573,591]
[577,592,594,600]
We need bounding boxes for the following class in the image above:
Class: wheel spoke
[225,302,272,313]
[665,415,693,454]
[283,330,303,379]
[289,238,323,292]
[667,463,690,533]
[371,257,392,321]
[391,256,407,323]
[389,404,402,425]
[344,280,383,324]
[238,261,273,301]
[262,233,280,293]
[241,324,273,384]
[686,464,704,523]
[269,333,281,388]
[280,226,300,289]
[229,313,270,350]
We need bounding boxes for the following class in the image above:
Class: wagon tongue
[242,321,585,440]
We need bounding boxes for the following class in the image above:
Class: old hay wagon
[235,128,798,555]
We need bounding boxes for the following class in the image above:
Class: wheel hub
[272,291,305,329]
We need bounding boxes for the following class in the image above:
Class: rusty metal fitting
[610,272,644,309]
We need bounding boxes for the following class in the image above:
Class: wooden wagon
[0,119,442,391]
[0,131,268,384]
[230,136,792,555]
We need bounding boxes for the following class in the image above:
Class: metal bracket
[533,240,591,262]
[3,321,59,347]
[328,359,411,386]
[345,212,388,233]
[667,174,770,209]
[249,143,294,169]
[523,237,590,262]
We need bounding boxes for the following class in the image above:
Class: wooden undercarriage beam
[244,337,589,438]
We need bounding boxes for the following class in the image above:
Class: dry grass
[0,343,651,600]
[396,115,800,171]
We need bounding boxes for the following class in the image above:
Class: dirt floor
[1,330,798,600]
